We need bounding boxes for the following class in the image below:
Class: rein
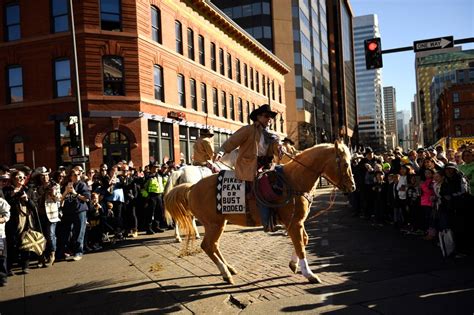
[281,148,343,221]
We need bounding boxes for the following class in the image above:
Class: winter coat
[220,123,278,181]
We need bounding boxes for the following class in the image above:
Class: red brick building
[438,83,474,138]
[0,0,289,169]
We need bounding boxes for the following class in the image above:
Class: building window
[190,78,197,110]
[177,74,185,107]
[219,48,225,75]
[100,0,121,31]
[230,94,235,120]
[179,126,199,164]
[52,0,69,33]
[279,84,282,103]
[5,3,21,41]
[103,56,124,95]
[201,83,207,113]
[246,101,250,124]
[262,75,266,96]
[12,135,25,164]
[256,71,260,92]
[238,98,243,122]
[187,28,194,60]
[244,64,248,87]
[453,92,460,103]
[212,88,218,116]
[455,125,462,136]
[227,53,232,79]
[149,121,174,165]
[272,80,275,100]
[221,91,227,118]
[453,107,460,119]
[154,65,164,102]
[198,35,205,66]
[175,21,183,54]
[7,65,23,103]
[151,6,161,43]
[210,42,216,71]
[236,59,241,83]
[250,67,254,90]
[54,59,71,97]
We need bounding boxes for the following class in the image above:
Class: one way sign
[413,36,454,53]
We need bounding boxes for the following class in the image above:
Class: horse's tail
[164,169,182,196]
[163,183,195,240]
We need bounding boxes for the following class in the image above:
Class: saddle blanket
[216,170,246,214]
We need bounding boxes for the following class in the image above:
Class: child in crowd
[406,174,422,234]
[420,169,435,239]
[372,171,386,224]
[86,192,104,251]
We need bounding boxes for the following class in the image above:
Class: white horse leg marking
[192,218,201,239]
[299,258,321,283]
[175,223,182,243]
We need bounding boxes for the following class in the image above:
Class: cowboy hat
[282,137,295,145]
[249,104,277,121]
[34,166,50,176]
[200,128,214,137]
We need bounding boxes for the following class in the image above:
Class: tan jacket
[221,123,277,181]
[193,137,214,164]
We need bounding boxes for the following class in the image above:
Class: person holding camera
[56,169,90,261]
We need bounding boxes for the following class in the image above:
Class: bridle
[281,146,349,221]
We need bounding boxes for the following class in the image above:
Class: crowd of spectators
[0,159,184,287]
[349,144,474,258]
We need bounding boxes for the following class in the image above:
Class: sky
[350,0,474,115]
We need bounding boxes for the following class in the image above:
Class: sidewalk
[1,188,473,314]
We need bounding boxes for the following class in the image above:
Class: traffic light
[364,38,383,70]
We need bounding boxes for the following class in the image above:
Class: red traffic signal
[367,41,378,51]
[364,38,383,70]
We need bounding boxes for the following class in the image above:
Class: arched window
[151,6,161,43]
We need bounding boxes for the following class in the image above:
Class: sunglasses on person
[16,176,25,180]
[262,113,272,118]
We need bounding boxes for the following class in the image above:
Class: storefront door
[103,131,130,166]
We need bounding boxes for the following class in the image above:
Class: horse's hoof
[175,238,182,243]
[223,276,235,284]
[289,261,298,274]
[307,274,322,284]
[195,235,201,240]
[228,266,238,275]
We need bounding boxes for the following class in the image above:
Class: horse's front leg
[289,227,309,273]
[287,200,321,284]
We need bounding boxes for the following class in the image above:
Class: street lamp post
[69,0,85,169]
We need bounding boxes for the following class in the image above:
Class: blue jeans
[0,238,7,282]
[41,216,57,253]
[58,211,87,257]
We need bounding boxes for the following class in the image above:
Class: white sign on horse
[216,171,246,214]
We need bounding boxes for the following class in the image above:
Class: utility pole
[69,0,86,169]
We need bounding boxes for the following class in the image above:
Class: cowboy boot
[38,255,46,268]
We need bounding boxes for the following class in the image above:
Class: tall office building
[353,14,385,150]
[213,0,357,148]
[396,110,411,150]
[383,86,397,149]
[415,47,474,145]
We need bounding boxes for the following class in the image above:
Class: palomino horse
[164,140,355,284]
[164,151,237,242]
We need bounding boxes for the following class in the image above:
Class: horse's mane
[292,142,350,165]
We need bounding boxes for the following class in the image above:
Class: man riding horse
[214,104,280,232]
[192,129,215,166]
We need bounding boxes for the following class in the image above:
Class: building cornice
[187,0,291,75]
